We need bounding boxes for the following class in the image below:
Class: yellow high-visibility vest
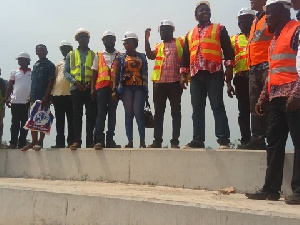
[152,37,185,81]
[70,49,95,82]
[231,33,248,74]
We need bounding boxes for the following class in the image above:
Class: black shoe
[245,189,280,201]
[241,142,266,150]
[106,140,121,148]
[181,141,205,149]
[140,140,146,148]
[124,141,133,148]
[147,141,162,148]
[94,142,104,150]
[51,145,65,148]
[285,193,300,205]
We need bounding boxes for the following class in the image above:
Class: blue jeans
[190,71,230,144]
[94,86,118,143]
[121,86,146,141]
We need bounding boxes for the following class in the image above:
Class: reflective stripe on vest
[187,23,222,65]
[152,37,185,81]
[231,34,248,74]
[268,20,300,92]
[70,49,95,82]
[247,15,273,67]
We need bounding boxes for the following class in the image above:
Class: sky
[0,0,296,149]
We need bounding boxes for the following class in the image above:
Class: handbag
[144,98,154,128]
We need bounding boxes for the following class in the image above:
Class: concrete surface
[0,148,295,194]
[0,178,299,225]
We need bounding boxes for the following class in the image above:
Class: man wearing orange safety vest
[91,30,120,150]
[245,0,274,150]
[246,0,300,205]
[145,20,185,148]
[180,1,234,149]
[229,8,255,148]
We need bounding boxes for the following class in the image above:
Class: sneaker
[106,140,121,148]
[219,144,230,149]
[285,193,300,205]
[94,143,104,150]
[33,145,42,151]
[181,141,205,149]
[70,142,81,150]
[245,189,280,201]
[21,143,35,151]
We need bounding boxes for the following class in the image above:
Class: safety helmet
[160,20,175,31]
[74,28,90,40]
[59,40,72,48]
[15,51,30,60]
[122,31,138,41]
[102,30,116,38]
[237,8,256,17]
[264,0,292,10]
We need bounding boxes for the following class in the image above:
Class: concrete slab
[0,148,294,193]
[0,178,299,225]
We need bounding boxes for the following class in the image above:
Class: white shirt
[9,68,31,104]
[52,60,71,96]
[92,50,119,70]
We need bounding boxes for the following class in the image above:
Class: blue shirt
[30,58,55,102]
[64,47,90,91]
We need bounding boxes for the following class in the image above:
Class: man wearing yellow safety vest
[244,0,273,150]
[145,20,184,148]
[64,28,96,150]
[91,30,120,150]
[228,8,255,148]
[180,1,235,149]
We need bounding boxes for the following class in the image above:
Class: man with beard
[145,20,185,149]
[180,1,234,149]
[246,0,300,205]
[91,30,120,150]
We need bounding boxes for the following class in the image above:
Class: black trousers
[70,89,97,147]
[10,103,29,147]
[53,95,74,146]
[249,68,268,143]
[263,97,300,194]
[153,82,183,145]
[233,74,251,144]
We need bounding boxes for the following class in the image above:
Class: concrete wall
[0,149,295,194]
[0,184,298,225]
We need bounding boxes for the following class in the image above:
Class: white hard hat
[195,1,210,10]
[122,31,139,41]
[102,30,116,38]
[160,20,175,31]
[238,8,256,17]
[74,28,90,39]
[264,0,292,10]
[59,40,72,48]
[15,51,30,60]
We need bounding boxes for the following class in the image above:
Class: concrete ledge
[0,149,294,194]
[0,178,299,225]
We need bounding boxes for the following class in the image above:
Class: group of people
[0,0,299,204]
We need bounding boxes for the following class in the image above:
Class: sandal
[70,142,81,150]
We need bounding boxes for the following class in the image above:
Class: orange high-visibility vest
[151,37,185,81]
[95,52,119,90]
[231,33,249,74]
[247,14,273,67]
[187,23,222,65]
[268,20,300,92]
